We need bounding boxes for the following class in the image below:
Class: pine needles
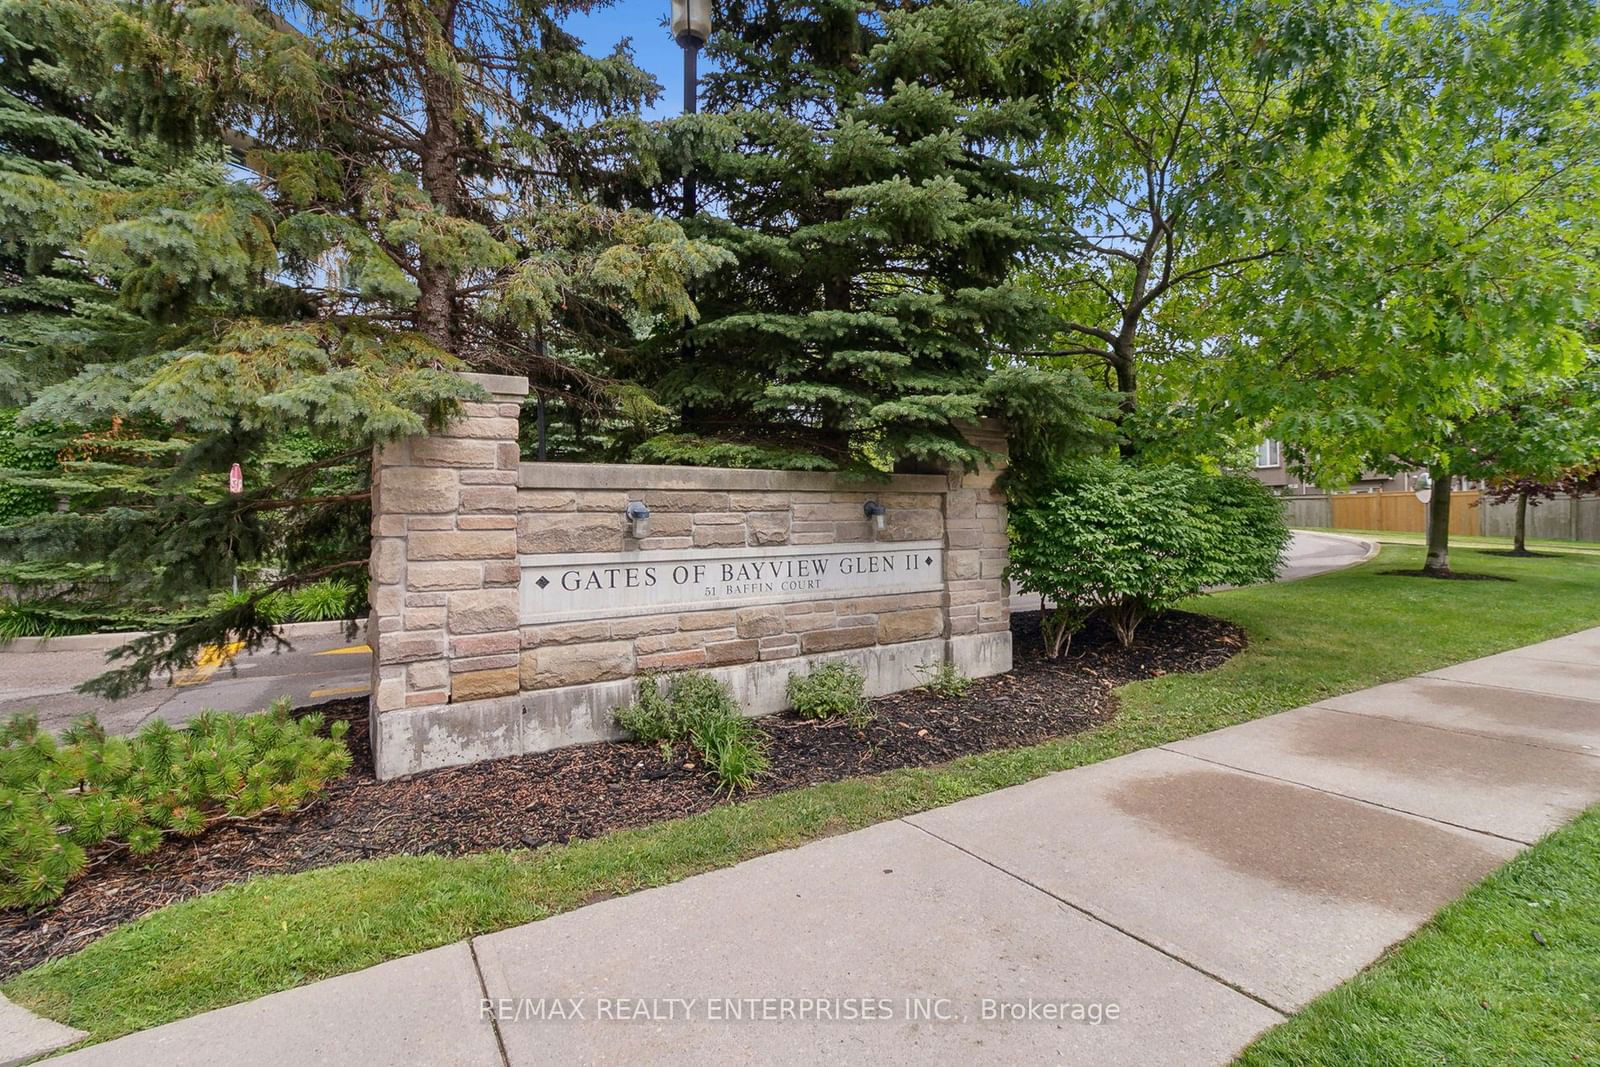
[0,701,351,908]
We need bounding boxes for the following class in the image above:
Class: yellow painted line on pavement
[314,644,372,656]
[309,684,370,699]
[173,640,246,687]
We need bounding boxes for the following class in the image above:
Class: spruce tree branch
[244,491,371,512]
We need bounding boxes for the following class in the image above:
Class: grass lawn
[1239,804,1600,1066]
[7,543,1600,1049]
[1307,527,1600,555]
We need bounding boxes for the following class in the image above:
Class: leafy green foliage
[0,701,350,908]
[916,660,972,700]
[0,578,362,641]
[614,672,767,794]
[785,661,870,726]
[1028,0,1373,448]
[0,411,56,523]
[1215,0,1600,571]
[1008,459,1289,648]
[247,579,363,626]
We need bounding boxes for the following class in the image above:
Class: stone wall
[368,372,1012,780]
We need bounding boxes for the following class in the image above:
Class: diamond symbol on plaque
[925,556,934,566]
[535,575,550,589]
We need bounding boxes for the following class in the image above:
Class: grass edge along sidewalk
[7,544,1600,1049]
[1238,803,1600,1066]
[1303,526,1600,555]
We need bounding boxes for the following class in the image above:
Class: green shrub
[0,409,56,525]
[613,677,681,744]
[259,578,365,623]
[0,578,365,643]
[916,660,972,699]
[0,701,352,908]
[613,672,766,793]
[1007,458,1289,650]
[786,661,870,724]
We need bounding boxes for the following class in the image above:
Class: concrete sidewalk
[38,628,1600,1066]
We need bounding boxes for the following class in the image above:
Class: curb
[0,619,365,655]
[1288,529,1381,565]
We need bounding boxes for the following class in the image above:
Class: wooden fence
[1284,490,1600,542]
[1327,490,1482,536]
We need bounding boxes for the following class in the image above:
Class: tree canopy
[1208,0,1600,573]
[622,0,1106,474]
[0,0,723,690]
[1026,0,1375,449]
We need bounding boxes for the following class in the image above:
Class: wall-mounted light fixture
[863,500,887,532]
[626,500,651,539]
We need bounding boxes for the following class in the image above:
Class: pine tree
[625,0,1102,473]
[0,0,724,692]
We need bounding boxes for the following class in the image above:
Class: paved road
[0,532,1372,736]
[0,624,371,735]
[1276,529,1374,580]
[28,627,1600,1066]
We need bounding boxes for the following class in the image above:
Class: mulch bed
[1380,568,1515,581]
[0,609,1243,979]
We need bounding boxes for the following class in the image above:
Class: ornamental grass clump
[614,672,767,793]
[0,701,351,909]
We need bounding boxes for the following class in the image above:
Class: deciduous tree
[1216,0,1600,576]
[1024,0,1371,450]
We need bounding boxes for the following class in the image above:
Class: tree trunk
[1422,468,1452,576]
[1112,349,1137,457]
[1513,489,1530,555]
[415,16,461,355]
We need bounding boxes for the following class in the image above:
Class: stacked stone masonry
[368,372,1012,779]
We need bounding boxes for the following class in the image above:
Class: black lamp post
[670,0,710,219]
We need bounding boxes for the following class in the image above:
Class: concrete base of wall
[947,631,1012,679]
[371,632,1013,780]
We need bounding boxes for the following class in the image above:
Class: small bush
[613,672,765,793]
[0,409,56,525]
[916,660,972,699]
[0,701,351,909]
[1008,459,1289,650]
[613,677,681,744]
[786,661,870,724]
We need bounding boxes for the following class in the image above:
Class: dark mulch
[0,609,1243,979]
[1380,568,1515,581]
[1479,549,1562,559]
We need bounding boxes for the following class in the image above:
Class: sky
[561,3,713,119]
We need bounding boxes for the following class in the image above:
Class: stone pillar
[368,372,529,773]
[942,420,1012,677]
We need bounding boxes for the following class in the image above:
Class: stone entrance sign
[367,372,1012,780]
[521,542,946,623]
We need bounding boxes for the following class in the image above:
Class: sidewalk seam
[899,817,1292,1019]
[1412,673,1600,706]
[1312,704,1600,760]
[467,939,511,1067]
[1156,747,1535,846]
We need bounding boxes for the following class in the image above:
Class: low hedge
[1008,458,1289,652]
